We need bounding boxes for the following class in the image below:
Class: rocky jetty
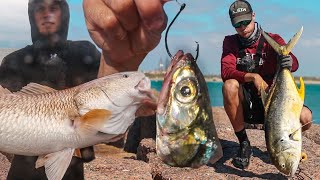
[1,107,319,179]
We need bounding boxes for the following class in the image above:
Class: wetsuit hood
[28,0,69,48]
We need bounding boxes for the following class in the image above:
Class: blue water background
[151,81,320,124]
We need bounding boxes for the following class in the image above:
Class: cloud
[0,1,30,47]
[300,38,320,47]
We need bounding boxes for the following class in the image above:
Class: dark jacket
[0,0,100,92]
[0,41,100,91]
[2,0,101,179]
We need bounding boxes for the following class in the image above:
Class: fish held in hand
[0,71,153,180]
[156,50,223,167]
[261,27,305,177]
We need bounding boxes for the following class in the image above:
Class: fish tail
[262,26,303,56]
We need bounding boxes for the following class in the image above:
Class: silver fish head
[97,71,153,107]
[74,71,154,136]
[271,138,301,177]
[157,51,203,133]
[156,50,222,167]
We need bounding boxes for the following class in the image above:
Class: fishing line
[289,121,313,139]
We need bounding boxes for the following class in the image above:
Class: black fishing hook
[165,1,200,60]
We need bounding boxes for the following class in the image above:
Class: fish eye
[123,74,129,78]
[175,78,198,103]
[180,86,191,97]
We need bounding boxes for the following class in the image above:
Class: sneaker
[232,140,253,169]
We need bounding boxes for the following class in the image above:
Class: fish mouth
[135,77,156,102]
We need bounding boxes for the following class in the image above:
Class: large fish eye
[175,78,198,103]
[180,86,192,97]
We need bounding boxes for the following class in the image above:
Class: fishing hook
[165,1,185,58]
[165,1,200,60]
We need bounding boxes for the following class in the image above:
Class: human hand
[83,0,170,76]
[278,55,293,71]
[252,73,268,95]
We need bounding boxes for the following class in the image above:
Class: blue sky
[0,0,320,77]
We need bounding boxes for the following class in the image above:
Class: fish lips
[102,76,153,107]
[157,51,195,115]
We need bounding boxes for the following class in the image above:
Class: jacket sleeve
[221,36,246,83]
[0,56,26,92]
[271,34,299,72]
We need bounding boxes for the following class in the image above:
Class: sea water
[151,81,320,124]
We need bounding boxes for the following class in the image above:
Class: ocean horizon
[151,80,320,125]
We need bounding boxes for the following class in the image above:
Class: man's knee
[222,79,240,99]
[300,107,312,131]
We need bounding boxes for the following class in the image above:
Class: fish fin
[0,85,12,94]
[262,26,303,56]
[285,26,303,55]
[300,151,308,162]
[261,30,285,55]
[75,109,112,136]
[260,83,267,108]
[15,83,57,95]
[36,148,74,180]
[297,77,305,101]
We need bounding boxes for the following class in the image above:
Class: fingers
[134,0,168,32]
[131,0,168,53]
[83,0,129,49]
[102,0,139,31]
[83,0,170,68]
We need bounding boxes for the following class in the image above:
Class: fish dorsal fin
[16,83,57,95]
[0,85,12,94]
[297,77,305,101]
[36,148,75,180]
[262,26,303,56]
[75,109,112,136]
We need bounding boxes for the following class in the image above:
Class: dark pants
[242,83,265,124]
[7,146,95,180]
[242,83,312,125]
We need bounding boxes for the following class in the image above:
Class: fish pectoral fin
[36,148,75,180]
[297,77,305,101]
[15,83,57,95]
[76,109,112,136]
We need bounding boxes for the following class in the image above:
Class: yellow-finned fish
[156,50,223,167]
[261,27,305,176]
[0,71,153,180]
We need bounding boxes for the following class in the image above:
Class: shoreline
[147,75,320,84]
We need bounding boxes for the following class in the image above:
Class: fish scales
[156,51,222,167]
[261,28,305,176]
[0,71,153,180]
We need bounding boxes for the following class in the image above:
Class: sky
[0,0,320,77]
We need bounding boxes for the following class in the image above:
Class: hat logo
[232,8,247,14]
